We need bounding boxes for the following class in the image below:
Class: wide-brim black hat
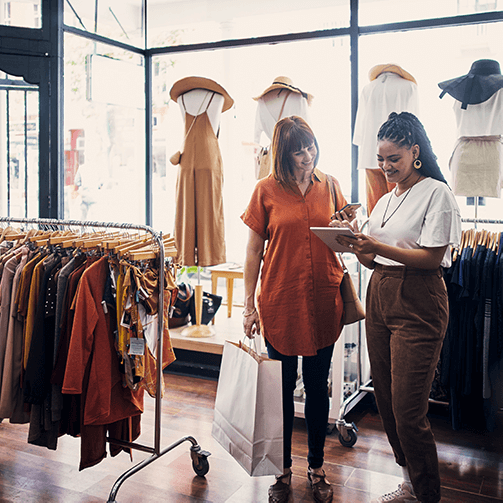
[438,59,503,109]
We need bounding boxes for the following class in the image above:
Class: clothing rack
[359,216,503,419]
[0,216,211,503]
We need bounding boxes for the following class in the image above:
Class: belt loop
[401,266,407,279]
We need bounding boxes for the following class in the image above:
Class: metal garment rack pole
[461,218,503,226]
[0,217,210,502]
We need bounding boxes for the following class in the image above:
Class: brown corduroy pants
[366,264,449,503]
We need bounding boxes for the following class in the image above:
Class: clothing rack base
[0,216,211,502]
[107,436,211,502]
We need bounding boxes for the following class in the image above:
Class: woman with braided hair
[334,112,461,503]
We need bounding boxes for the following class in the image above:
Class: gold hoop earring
[414,159,422,170]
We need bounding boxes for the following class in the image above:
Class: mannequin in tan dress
[169,77,234,268]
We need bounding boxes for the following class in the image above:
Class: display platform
[169,304,244,355]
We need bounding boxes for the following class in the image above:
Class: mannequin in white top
[438,59,503,198]
[353,64,418,215]
[177,88,225,135]
[254,89,310,145]
[253,76,312,179]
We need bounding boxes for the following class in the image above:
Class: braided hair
[377,112,447,184]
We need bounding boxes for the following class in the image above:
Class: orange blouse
[241,168,346,356]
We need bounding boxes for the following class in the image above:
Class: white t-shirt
[452,88,503,137]
[353,72,419,170]
[254,89,311,144]
[369,177,461,268]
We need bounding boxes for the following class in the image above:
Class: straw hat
[438,59,503,109]
[253,76,314,105]
[170,76,234,112]
[368,64,417,84]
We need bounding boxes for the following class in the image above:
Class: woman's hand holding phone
[331,202,361,223]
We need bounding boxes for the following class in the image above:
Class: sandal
[268,471,292,503]
[307,467,333,503]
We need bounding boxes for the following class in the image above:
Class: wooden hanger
[490,231,499,252]
[2,230,27,242]
[28,230,54,247]
[125,235,177,261]
[49,230,78,245]
[127,241,178,262]
[114,237,152,257]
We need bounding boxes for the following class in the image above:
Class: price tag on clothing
[129,337,145,356]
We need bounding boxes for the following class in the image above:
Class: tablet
[310,227,357,253]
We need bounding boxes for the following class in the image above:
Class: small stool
[208,264,244,324]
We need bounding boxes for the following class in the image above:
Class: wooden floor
[0,373,501,503]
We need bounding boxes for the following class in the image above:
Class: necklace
[381,176,422,228]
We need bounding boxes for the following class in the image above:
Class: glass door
[0,72,39,218]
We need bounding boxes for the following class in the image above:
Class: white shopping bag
[212,340,283,476]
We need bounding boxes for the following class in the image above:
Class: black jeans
[266,340,334,470]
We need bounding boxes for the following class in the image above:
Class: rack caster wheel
[336,420,358,448]
[190,444,211,477]
[338,429,357,447]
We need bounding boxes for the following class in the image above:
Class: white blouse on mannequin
[177,88,225,135]
[353,72,419,170]
[452,88,503,137]
[254,89,311,145]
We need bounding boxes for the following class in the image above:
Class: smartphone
[339,203,361,212]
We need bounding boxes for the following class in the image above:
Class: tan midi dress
[174,107,226,267]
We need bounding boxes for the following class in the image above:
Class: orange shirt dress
[241,168,346,357]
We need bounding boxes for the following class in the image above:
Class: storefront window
[0,0,41,28]
[147,0,349,48]
[64,0,144,48]
[63,33,145,223]
[0,74,39,217]
[359,0,501,26]
[152,36,351,262]
[358,20,503,222]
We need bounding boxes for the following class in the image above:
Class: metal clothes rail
[0,217,210,503]
[461,218,503,227]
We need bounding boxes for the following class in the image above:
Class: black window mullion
[6,90,10,216]
[24,90,28,217]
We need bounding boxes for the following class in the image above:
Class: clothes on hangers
[0,245,31,423]
[440,229,503,432]
[0,228,178,469]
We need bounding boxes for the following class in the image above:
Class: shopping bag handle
[239,336,263,362]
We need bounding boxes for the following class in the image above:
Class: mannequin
[353,64,419,215]
[253,76,312,179]
[439,59,503,200]
[169,76,234,337]
[177,88,224,136]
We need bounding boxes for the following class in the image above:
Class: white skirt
[449,135,503,198]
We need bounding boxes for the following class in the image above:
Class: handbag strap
[337,252,348,274]
[277,92,289,121]
[260,93,290,156]
[327,174,338,214]
[327,175,347,270]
